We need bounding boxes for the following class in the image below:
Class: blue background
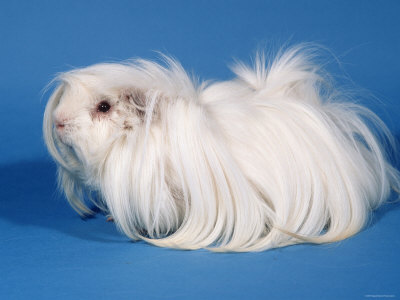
[0,1,399,299]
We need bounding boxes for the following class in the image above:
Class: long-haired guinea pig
[43,45,400,252]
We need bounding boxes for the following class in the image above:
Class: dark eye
[97,101,111,113]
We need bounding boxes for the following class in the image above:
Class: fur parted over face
[43,45,400,252]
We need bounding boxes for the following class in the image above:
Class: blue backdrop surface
[0,1,399,299]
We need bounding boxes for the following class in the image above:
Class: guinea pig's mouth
[54,124,73,146]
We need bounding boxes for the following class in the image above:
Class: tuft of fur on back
[43,45,400,252]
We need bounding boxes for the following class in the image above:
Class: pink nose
[54,115,69,132]
[54,112,70,131]
[55,122,65,130]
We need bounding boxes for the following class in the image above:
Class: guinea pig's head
[43,59,197,216]
[44,65,151,173]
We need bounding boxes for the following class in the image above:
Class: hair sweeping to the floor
[43,45,400,252]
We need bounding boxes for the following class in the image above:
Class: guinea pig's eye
[97,101,111,113]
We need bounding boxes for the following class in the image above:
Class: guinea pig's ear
[119,88,160,121]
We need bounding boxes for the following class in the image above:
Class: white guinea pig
[43,45,399,252]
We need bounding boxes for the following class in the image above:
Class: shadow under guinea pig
[0,160,127,243]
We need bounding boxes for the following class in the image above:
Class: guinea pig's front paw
[106,216,114,222]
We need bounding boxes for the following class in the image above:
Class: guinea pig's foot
[106,216,114,222]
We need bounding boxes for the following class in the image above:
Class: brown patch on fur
[123,120,133,130]
[120,89,150,120]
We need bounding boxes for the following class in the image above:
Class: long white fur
[43,45,400,252]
